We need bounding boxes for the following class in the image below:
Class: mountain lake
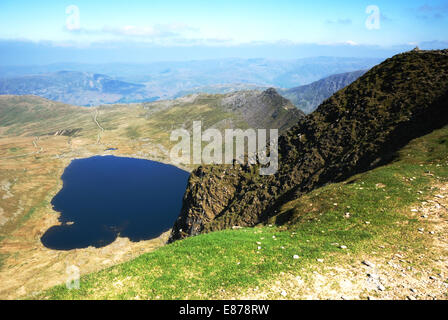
[41,156,189,250]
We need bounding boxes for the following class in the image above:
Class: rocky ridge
[169,49,448,242]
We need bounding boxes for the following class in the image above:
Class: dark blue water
[41,156,189,250]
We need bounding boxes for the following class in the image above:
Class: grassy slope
[0,95,95,137]
[0,92,291,142]
[38,124,448,300]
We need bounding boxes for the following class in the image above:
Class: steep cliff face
[169,50,448,242]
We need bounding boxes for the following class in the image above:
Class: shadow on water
[41,156,189,250]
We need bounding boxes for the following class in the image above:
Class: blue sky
[0,0,447,64]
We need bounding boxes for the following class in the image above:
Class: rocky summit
[169,49,448,242]
[219,88,305,131]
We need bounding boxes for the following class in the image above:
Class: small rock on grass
[362,260,375,268]
[339,245,347,249]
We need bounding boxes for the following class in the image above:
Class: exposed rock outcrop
[169,49,448,242]
[219,88,305,131]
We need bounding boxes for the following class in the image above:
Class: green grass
[125,126,140,139]
[8,147,21,153]
[0,96,95,136]
[38,125,448,300]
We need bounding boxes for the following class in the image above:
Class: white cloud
[64,23,200,41]
[345,40,359,46]
[61,22,240,47]
[326,18,352,25]
[101,24,197,38]
[317,40,359,46]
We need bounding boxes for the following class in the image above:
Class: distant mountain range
[0,57,382,105]
[0,71,159,106]
[0,69,367,110]
[280,70,367,113]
